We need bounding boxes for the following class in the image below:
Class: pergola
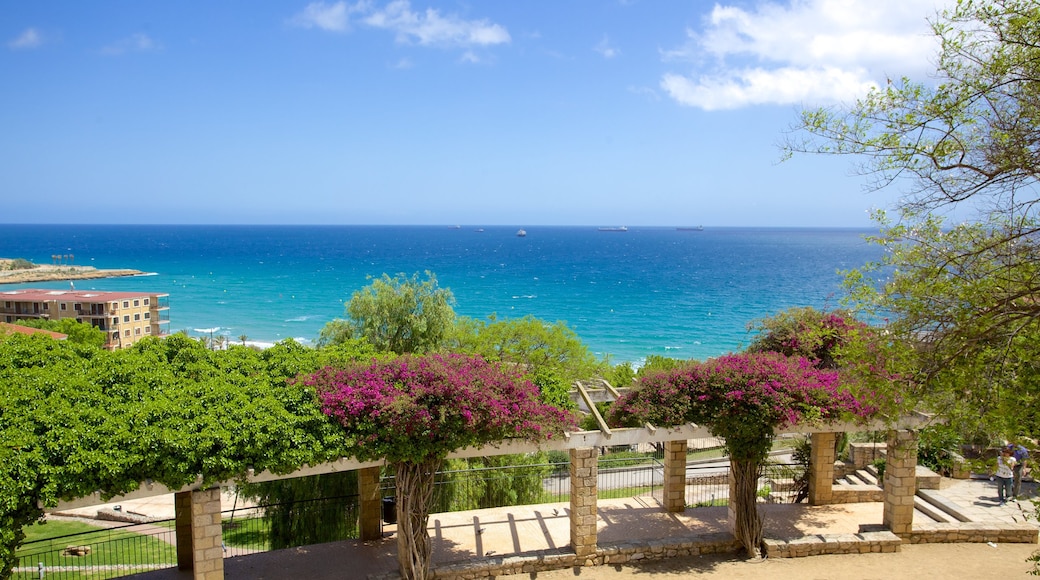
[53,400,932,580]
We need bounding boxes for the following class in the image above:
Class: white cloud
[101,33,159,56]
[595,35,619,59]
[8,27,42,50]
[289,1,368,32]
[662,0,950,110]
[363,0,510,47]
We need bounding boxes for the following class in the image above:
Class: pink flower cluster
[609,352,877,431]
[303,354,577,464]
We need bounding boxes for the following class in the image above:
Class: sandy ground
[526,543,1038,579]
[0,259,143,284]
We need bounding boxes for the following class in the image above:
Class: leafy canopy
[784,0,1040,439]
[320,271,456,355]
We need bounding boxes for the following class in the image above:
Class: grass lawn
[17,519,176,578]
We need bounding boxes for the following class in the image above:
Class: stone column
[663,440,688,513]
[569,447,598,558]
[808,432,836,505]
[174,488,225,579]
[358,466,382,541]
[883,429,918,539]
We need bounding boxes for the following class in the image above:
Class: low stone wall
[414,533,741,580]
[829,484,885,504]
[764,531,901,558]
[848,443,886,469]
[910,522,1039,544]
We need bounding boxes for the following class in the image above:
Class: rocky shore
[0,259,145,285]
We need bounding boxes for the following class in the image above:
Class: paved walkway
[105,476,1038,579]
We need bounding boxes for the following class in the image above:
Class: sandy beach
[0,258,144,285]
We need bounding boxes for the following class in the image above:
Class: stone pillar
[883,429,918,539]
[808,432,836,505]
[569,447,598,558]
[358,466,382,541]
[663,440,688,513]
[173,488,225,579]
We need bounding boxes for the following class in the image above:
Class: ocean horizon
[0,224,882,365]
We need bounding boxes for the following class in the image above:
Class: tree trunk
[395,458,442,580]
[730,458,763,558]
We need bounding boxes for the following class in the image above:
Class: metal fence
[13,520,178,580]
[14,494,362,580]
[682,461,807,507]
[15,455,799,579]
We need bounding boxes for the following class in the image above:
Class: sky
[2,0,952,227]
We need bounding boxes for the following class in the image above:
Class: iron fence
[13,520,178,580]
[682,461,807,507]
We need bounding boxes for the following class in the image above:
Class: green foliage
[605,362,636,389]
[321,271,456,354]
[236,471,359,550]
[637,355,682,376]
[4,259,34,271]
[787,0,1040,442]
[917,424,964,476]
[12,317,107,349]
[0,334,366,578]
[450,314,606,386]
[432,454,551,513]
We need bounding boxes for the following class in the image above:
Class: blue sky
[2,1,950,227]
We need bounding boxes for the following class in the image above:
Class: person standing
[995,447,1017,505]
[1008,442,1030,498]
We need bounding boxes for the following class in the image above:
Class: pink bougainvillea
[303,353,577,464]
[608,351,877,459]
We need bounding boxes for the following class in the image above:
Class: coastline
[0,259,145,285]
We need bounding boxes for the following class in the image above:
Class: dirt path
[527,542,1038,579]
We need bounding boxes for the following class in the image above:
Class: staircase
[835,464,972,523]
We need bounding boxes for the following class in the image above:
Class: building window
[123,301,129,308]
[4,302,9,308]
[124,330,131,337]
[144,312,150,319]
[123,315,130,323]
[144,298,150,305]
[112,317,118,326]
[43,303,48,311]
[145,326,151,334]
[112,332,119,340]
[74,303,81,311]
[134,299,140,307]
[134,313,141,321]
[60,303,67,311]
[135,328,141,335]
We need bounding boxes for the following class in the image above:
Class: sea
[0,225,882,365]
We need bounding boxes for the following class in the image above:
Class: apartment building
[0,289,170,350]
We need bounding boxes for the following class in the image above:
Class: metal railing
[13,521,177,580]
[682,461,807,507]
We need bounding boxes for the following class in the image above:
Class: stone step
[916,489,973,523]
[855,468,879,486]
[913,495,952,523]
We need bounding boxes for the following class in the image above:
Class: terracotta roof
[0,289,167,302]
[0,322,67,340]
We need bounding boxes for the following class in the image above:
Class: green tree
[451,314,604,396]
[13,317,106,349]
[784,0,1040,438]
[320,272,456,355]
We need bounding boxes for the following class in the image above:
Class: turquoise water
[0,225,881,364]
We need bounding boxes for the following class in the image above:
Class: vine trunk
[731,458,764,558]
[395,458,442,580]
